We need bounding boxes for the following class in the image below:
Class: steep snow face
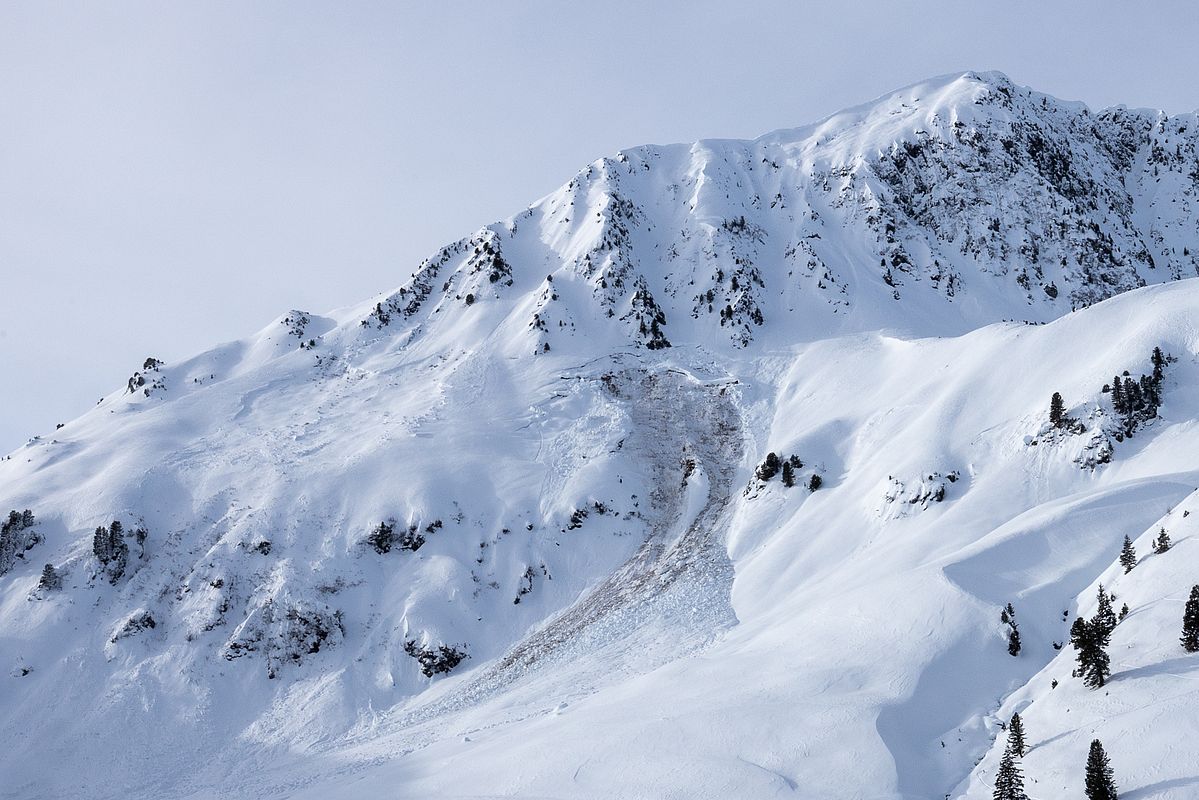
[4,71,1199,799]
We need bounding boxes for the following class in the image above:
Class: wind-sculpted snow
[5,71,1199,799]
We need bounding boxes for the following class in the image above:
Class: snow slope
[3,71,1199,799]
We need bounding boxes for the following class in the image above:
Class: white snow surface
[3,71,1199,798]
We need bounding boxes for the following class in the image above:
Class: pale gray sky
[3,1,1198,452]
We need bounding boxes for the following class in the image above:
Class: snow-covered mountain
[4,70,1199,799]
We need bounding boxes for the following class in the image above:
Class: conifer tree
[1140,374,1160,416]
[1095,585,1117,637]
[1153,527,1171,554]
[807,473,822,492]
[1182,585,1199,653]
[91,521,129,583]
[781,460,796,488]
[1125,379,1143,413]
[993,744,1027,800]
[1071,616,1111,689]
[1119,535,1137,573]
[1007,712,1027,758]
[755,452,781,482]
[1084,739,1118,800]
[1151,346,1166,384]
[1049,392,1066,428]
[1110,376,1126,415]
[38,563,61,591]
[1002,602,1021,655]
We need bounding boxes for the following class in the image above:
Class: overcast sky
[3,1,1199,453]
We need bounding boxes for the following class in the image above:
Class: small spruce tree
[1007,712,1027,758]
[1119,535,1137,573]
[1125,379,1143,413]
[1153,527,1171,554]
[1111,376,1126,415]
[38,563,62,591]
[1151,345,1166,384]
[755,452,781,482]
[1049,391,1066,428]
[1002,602,1021,656]
[807,473,823,492]
[1182,585,1199,653]
[1071,616,1111,689]
[1084,739,1118,800]
[993,744,1027,800]
[1095,585,1117,637]
[781,460,796,488]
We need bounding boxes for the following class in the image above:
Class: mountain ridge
[4,72,1199,799]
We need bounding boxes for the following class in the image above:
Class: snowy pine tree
[781,459,796,488]
[1000,602,1021,656]
[1151,346,1167,384]
[755,452,781,482]
[37,563,62,591]
[92,521,129,583]
[1182,585,1199,653]
[1007,712,1026,758]
[1084,739,1118,800]
[993,744,1027,800]
[1049,391,1066,428]
[0,509,40,576]
[1153,527,1171,554]
[1119,535,1136,573]
[1071,616,1111,689]
[1110,376,1126,415]
[1095,585,1117,636]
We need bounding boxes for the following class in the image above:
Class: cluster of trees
[514,565,536,604]
[366,518,438,554]
[109,611,157,643]
[993,714,1117,800]
[567,507,589,530]
[403,639,467,677]
[755,452,820,491]
[1105,346,1170,437]
[0,509,40,576]
[1065,527,1195,687]
[126,357,166,396]
[1049,347,1172,441]
[92,520,130,583]
[623,278,671,350]
[1000,603,1021,656]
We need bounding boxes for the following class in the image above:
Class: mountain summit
[4,72,1199,799]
